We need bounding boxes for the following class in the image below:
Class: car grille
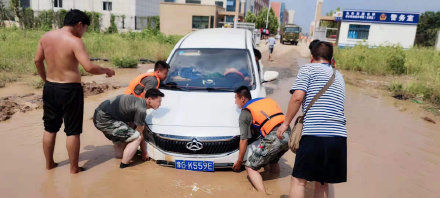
[149,133,240,155]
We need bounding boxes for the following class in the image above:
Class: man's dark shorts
[43,81,84,136]
[269,47,274,54]
[244,130,290,170]
[93,109,140,143]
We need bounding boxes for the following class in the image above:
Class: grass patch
[0,28,181,80]
[113,57,138,68]
[0,73,17,88]
[336,45,440,106]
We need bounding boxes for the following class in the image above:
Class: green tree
[415,11,440,47]
[106,14,118,33]
[10,0,24,29]
[23,8,34,29]
[244,11,257,23]
[0,1,13,27]
[255,8,278,34]
[320,7,340,28]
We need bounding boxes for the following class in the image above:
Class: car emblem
[186,138,203,151]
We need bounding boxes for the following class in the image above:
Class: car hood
[146,90,242,137]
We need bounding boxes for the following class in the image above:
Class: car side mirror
[262,71,279,83]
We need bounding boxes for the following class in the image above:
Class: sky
[279,0,440,33]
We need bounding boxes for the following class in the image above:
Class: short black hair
[154,61,170,71]
[64,9,90,27]
[253,48,262,60]
[309,39,333,62]
[234,86,252,100]
[145,88,165,99]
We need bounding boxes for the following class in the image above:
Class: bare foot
[70,167,85,174]
[46,162,58,170]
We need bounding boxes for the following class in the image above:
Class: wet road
[0,43,439,197]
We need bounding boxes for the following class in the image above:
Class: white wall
[436,30,440,51]
[338,22,418,48]
[175,0,227,9]
[30,0,163,30]
[288,9,294,24]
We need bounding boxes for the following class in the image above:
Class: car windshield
[162,49,254,91]
[285,27,300,33]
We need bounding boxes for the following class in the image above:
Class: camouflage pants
[244,130,290,170]
[93,109,140,143]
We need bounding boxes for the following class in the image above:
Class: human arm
[34,41,46,82]
[73,39,115,77]
[136,125,149,161]
[233,110,253,172]
[277,66,310,139]
[276,90,305,139]
[233,139,248,172]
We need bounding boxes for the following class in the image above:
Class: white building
[30,0,161,30]
[287,9,294,24]
[338,10,420,48]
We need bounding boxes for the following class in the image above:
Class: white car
[145,28,279,171]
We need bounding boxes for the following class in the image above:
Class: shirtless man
[34,9,115,174]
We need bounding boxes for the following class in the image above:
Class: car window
[285,27,300,33]
[163,49,255,91]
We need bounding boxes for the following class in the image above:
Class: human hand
[106,68,115,77]
[142,152,150,161]
[232,161,242,172]
[277,123,289,140]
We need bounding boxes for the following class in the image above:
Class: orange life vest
[243,98,285,137]
[124,72,160,98]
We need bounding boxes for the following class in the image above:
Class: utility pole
[234,0,240,28]
[265,0,271,29]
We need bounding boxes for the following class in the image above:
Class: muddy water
[1,44,440,197]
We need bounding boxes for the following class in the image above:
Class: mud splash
[0,93,43,121]
[0,82,121,121]
[82,81,121,96]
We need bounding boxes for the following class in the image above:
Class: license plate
[175,160,214,172]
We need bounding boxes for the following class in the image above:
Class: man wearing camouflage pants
[93,89,164,168]
[232,86,290,194]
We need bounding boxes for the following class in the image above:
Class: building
[170,0,245,24]
[338,10,420,48]
[253,0,268,14]
[270,1,288,26]
[30,0,161,30]
[287,9,295,24]
[160,2,225,35]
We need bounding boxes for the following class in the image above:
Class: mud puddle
[0,45,439,198]
[0,82,121,122]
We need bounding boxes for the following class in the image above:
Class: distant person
[34,9,115,174]
[232,86,290,194]
[93,89,164,169]
[253,48,262,74]
[277,40,347,198]
[266,34,276,61]
[125,61,170,98]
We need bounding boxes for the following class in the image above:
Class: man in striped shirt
[277,40,347,198]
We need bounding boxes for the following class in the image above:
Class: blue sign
[342,10,420,25]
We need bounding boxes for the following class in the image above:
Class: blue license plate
[175,160,214,172]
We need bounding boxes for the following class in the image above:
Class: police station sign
[342,10,420,25]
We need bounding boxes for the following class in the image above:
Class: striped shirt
[290,63,347,137]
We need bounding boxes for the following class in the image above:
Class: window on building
[226,0,235,12]
[192,16,210,29]
[54,0,62,8]
[164,0,175,2]
[103,1,112,11]
[348,24,370,40]
[215,1,224,7]
[210,16,214,28]
[186,0,201,4]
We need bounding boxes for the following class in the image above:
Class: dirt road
[0,42,439,198]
